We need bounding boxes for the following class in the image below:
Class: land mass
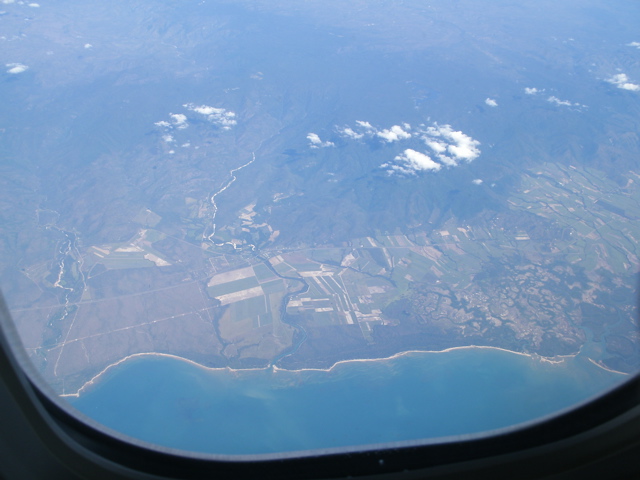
[7,161,640,394]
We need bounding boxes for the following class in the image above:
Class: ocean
[67,347,625,455]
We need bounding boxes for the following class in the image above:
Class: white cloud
[619,83,640,92]
[537,94,589,111]
[524,87,540,95]
[5,63,28,74]
[436,154,458,167]
[547,96,573,107]
[338,126,364,139]
[627,42,640,49]
[170,113,188,129]
[431,124,481,163]
[28,3,40,7]
[328,119,481,176]
[1,0,15,4]
[547,96,586,108]
[472,179,483,185]
[377,125,411,142]
[485,98,498,107]
[424,139,447,154]
[154,120,171,128]
[355,120,374,130]
[607,73,640,92]
[383,149,441,175]
[307,133,321,145]
[307,133,334,148]
[162,134,174,143]
[183,103,237,129]
[84,43,93,49]
[186,105,222,115]
[415,123,482,167]
[336,120,384,140]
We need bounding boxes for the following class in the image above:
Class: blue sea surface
[68,348,624,455]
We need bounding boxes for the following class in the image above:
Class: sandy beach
[587,358,629,376]
[61,345,592,398]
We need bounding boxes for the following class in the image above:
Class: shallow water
[68,348,625,455]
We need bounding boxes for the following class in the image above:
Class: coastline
[587,357,629,376]
[273,345,551,373]
[61,345,585,398]
[60,352,268,398]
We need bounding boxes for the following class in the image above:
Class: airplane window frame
[1,290,639,480]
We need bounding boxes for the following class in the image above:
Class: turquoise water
[68,348,625,455]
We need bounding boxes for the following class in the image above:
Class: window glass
[1,0,638,455]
